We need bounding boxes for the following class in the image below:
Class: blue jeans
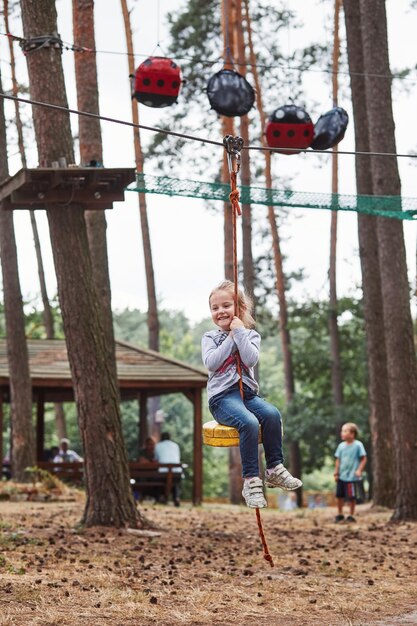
[209,383,283,478]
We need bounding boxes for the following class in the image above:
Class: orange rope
[230,171,244,399]
[225,136,274,568]
[256,509,274,567]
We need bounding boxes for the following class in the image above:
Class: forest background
[0,0,417,505]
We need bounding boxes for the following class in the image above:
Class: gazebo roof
[0,338,207,402]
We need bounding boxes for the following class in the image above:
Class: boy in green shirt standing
[334,422,367,523]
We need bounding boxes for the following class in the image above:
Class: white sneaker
[242,477,267,509]
[264,464,302,491]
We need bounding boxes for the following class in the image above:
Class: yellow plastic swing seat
[203,420,262,447]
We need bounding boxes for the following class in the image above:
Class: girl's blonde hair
[209,280,256,328]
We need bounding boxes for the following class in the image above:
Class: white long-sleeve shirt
[201,327,260,400]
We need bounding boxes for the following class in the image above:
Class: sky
[1,0,417,323]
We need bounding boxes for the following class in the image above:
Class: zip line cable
[1,92,416,162]
[0,93,223,148]
[1,31,416,84]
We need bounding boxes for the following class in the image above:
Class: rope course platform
[129,173,417,220]
[0,167,136,211]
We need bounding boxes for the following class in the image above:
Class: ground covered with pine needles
[1,492,417,626]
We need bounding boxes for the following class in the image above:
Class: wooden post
[36,391,45,462]
[193,388,203,505]
[138,392,148,451]
[0,389,3,470]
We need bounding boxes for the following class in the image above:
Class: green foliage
[283,297,370,472]
[302,456,335,492]
[113,308,148,345]
[0,297,64,341]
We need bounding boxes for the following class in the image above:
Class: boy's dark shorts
[336,479,365,502]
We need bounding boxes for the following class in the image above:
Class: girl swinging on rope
[201,280,302,508]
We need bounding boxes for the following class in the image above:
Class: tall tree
[73,0,116,364]
[358,0,417,519]
[120,0,159,354]
[236,0,255,303]
[244,0,302,504]
[19,0,142,527]
[120,0,161,439]
[4,0,67,440]
[221,0,237,282]
[328,0,344,414]
[343,0,395,507]
[221,0,243,504]
[0,70,35,481]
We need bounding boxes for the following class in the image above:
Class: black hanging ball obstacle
[207,69,255,117]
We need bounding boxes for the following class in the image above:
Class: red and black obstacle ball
[133,57,182,108]
[265,105,314,154]
[207,69,255,117]
[311,106,349,150]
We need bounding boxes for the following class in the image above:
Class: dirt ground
[1,497,417,626]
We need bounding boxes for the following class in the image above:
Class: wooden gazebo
[0,338,208,504]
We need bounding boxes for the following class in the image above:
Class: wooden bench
[35,461,185,502]
[129,462,184,503]
[37,461,84,484]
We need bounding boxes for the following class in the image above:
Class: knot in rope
[229,188,241,216]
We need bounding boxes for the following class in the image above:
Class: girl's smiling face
[209,289,235,331]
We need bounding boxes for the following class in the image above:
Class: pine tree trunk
[120,0,160,353]
[222,0,236,284]
[344,0,395,507]
[29,211,67,438]
[3,0,26,166]
[329,0,344,414]
[30,213,54,338]
[244,0,301,505]
[236,0,255,303]
[0,74,35,481]
[5,0,68,443]
[73,0,116,362]
[120,0,160,449]
[243,3,295,403]
[359,0,417,519]
[221,0,243,505]
[20,0,141,527]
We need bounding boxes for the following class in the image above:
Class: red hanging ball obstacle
[133,56,182,108]
[265,104,314,154]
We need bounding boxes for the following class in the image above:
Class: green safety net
[127,173,417,221]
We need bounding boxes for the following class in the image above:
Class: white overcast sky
[1,0,417,322]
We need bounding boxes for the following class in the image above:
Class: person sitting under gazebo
[53,438,83,463]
